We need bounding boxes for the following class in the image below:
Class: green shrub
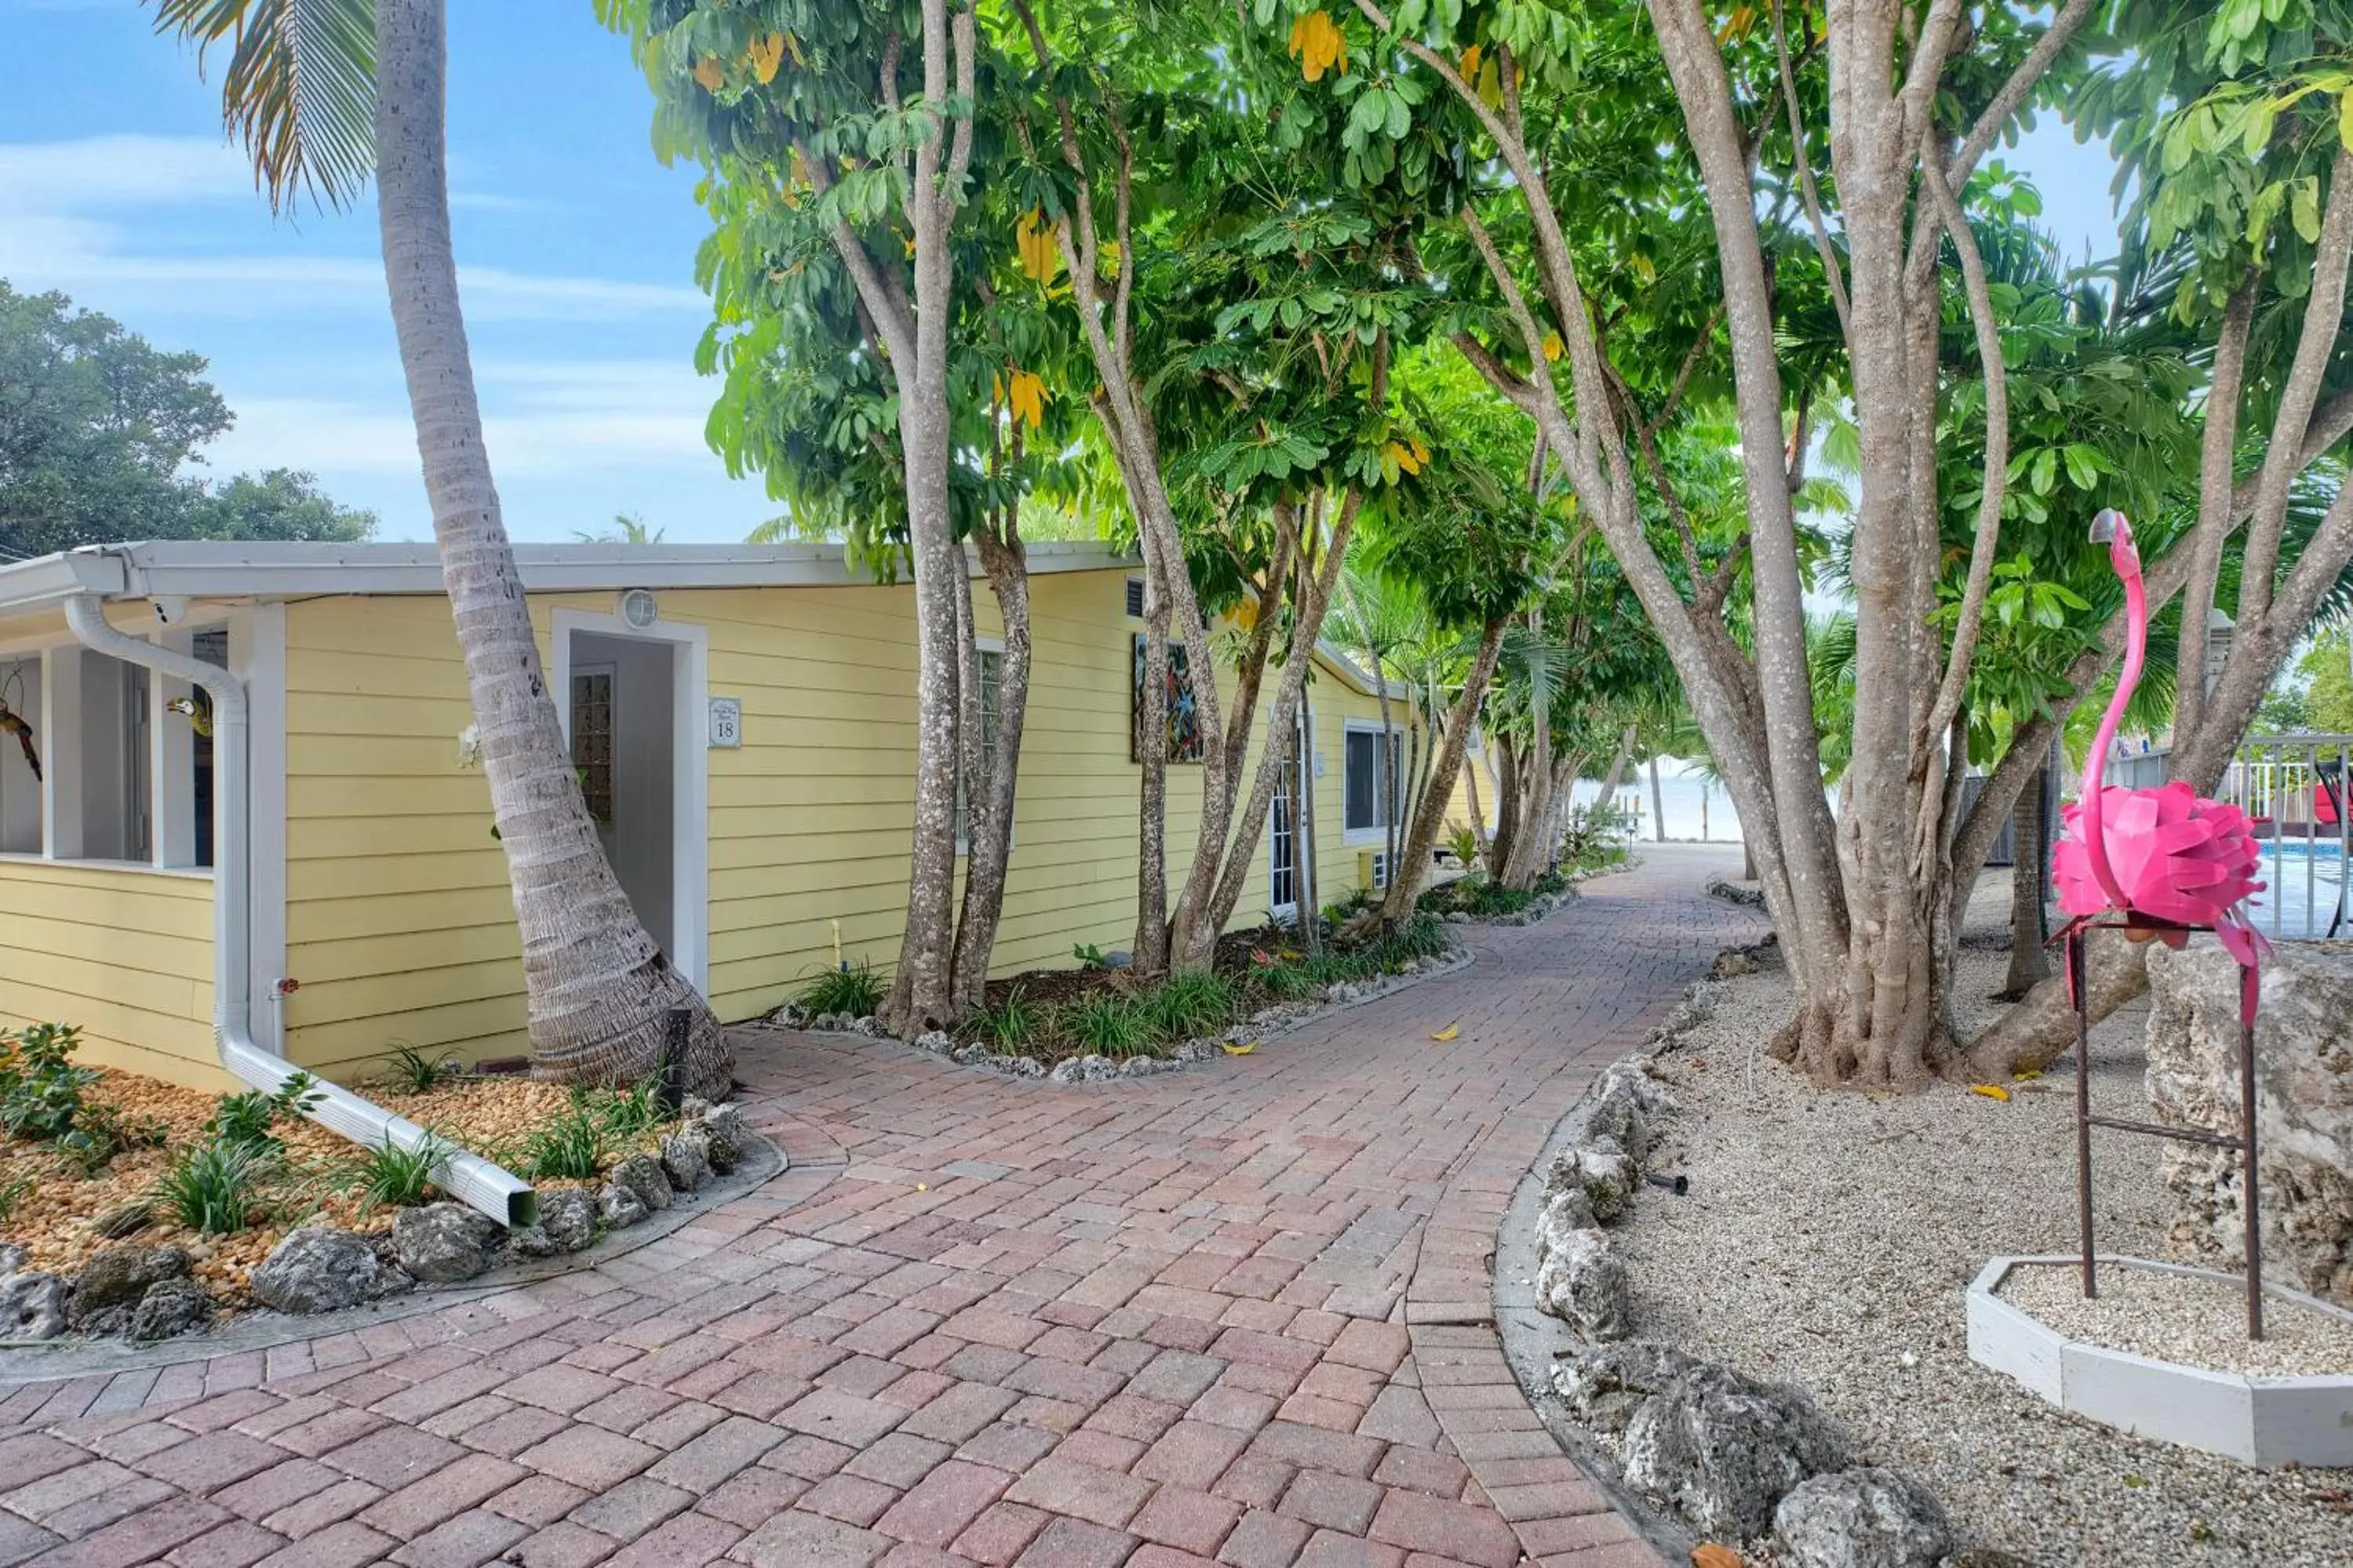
[0,1022,99,1144]
[519,1108,609,1181]
[1369,910,1449,968]
[155,1141,279,1235]
[338,1133,451,1212]
[1063,994,1156,1058]
[1560,801,1634,871]
[1446,824,1481,867]
[1073,943,1110,969]
[799,959,884,1017]
[384,1043,454,1093]
[972,988,1044,1052]
[1138,971,1237,1042]
[205,1072,324,1157]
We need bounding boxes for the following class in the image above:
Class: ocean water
[1569,763,1743,843]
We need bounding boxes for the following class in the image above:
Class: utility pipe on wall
[65,593,537,1227]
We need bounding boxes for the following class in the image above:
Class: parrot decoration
[0,700,39,781]
[166,693,213,739]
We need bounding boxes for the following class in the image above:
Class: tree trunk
[1132,560,1172,975]
[1465,741,1491,863]
[1491,742,1521,882]
[1186,492,1364,966]
[949,527,1031,1013]
[1297,708,1320,947]
[1648,755,1666,842]
[880,387,963,1035]
[873,0,974,1039]
[374,0,727,1096]
[1382,613,1508,919]
[1994,762,2049,1001]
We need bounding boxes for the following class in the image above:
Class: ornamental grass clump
[798,960,884,1018]
[154,1141,279,1235]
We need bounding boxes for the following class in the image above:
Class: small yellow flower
[1541,330,1563,363]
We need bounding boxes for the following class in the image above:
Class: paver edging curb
[0,1127,792,1385]
[1490,966,1732,1566]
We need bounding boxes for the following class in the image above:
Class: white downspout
[65,594,537,1228]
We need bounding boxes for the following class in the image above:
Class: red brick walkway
[0,846,1760,1568]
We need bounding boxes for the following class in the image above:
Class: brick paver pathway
[0,846,1760,1568]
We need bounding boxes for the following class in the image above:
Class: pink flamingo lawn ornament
[2051,508,2270,977]
[2049,506,2270,1335]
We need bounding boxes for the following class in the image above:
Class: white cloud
[0,135,704,320]
[211,359,723,481]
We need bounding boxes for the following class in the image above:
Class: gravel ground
[1617,871,2353,1566]
[1998,1259,2353,1376]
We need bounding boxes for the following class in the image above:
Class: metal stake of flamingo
[2049,507,2270,1336]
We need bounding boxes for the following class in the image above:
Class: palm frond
[150,0,377,215]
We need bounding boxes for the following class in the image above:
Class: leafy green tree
[2299,630,2353,731]
[0,285,374,555]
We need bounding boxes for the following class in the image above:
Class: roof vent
[619,588,660,630]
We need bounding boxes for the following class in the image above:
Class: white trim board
[550,607,711,994]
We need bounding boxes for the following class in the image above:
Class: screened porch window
[1343,724,1401,839]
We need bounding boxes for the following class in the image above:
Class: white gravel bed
[1615,872,2353,1566]
[1998,1260,2353,1377]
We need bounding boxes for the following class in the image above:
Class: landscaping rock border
[1495,953,1958,1567]
[1703,873,1765,907]
[0,1103,786,1381]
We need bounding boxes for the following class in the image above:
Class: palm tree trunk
[374,0,726,1094]
[1649,755,1666,842]
[1382,613,1508,919]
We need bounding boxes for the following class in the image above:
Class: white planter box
[1966,1254,2353,1468]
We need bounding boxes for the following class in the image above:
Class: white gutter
[64,594,537,1228]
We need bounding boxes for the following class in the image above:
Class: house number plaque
[708,697,742,748]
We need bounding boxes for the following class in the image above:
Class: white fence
[2101,734,2351,940]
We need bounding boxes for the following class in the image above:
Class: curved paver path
[0,845,1761,1568]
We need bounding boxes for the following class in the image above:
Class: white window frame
[0,608,244,879]
[956,635,1011,857]
[1341,717,1403,847]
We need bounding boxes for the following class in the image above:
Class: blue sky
[0,4,2125,545]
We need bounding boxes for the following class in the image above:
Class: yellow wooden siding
[0,860,224,1090]
[277,571,1417,1077]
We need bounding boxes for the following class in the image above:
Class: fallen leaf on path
[1222,1042,1256,1056]
[1430,1023,1459,1042]
[1691,1544,1743,1568]
[1970,1083,2011,1102]
[2012,1068,2043,1081]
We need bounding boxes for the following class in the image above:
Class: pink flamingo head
[2051,508,2270,997]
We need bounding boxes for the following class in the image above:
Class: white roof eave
[0,539,1138,623]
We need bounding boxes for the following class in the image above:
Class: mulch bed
[1,1069,673,1312]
